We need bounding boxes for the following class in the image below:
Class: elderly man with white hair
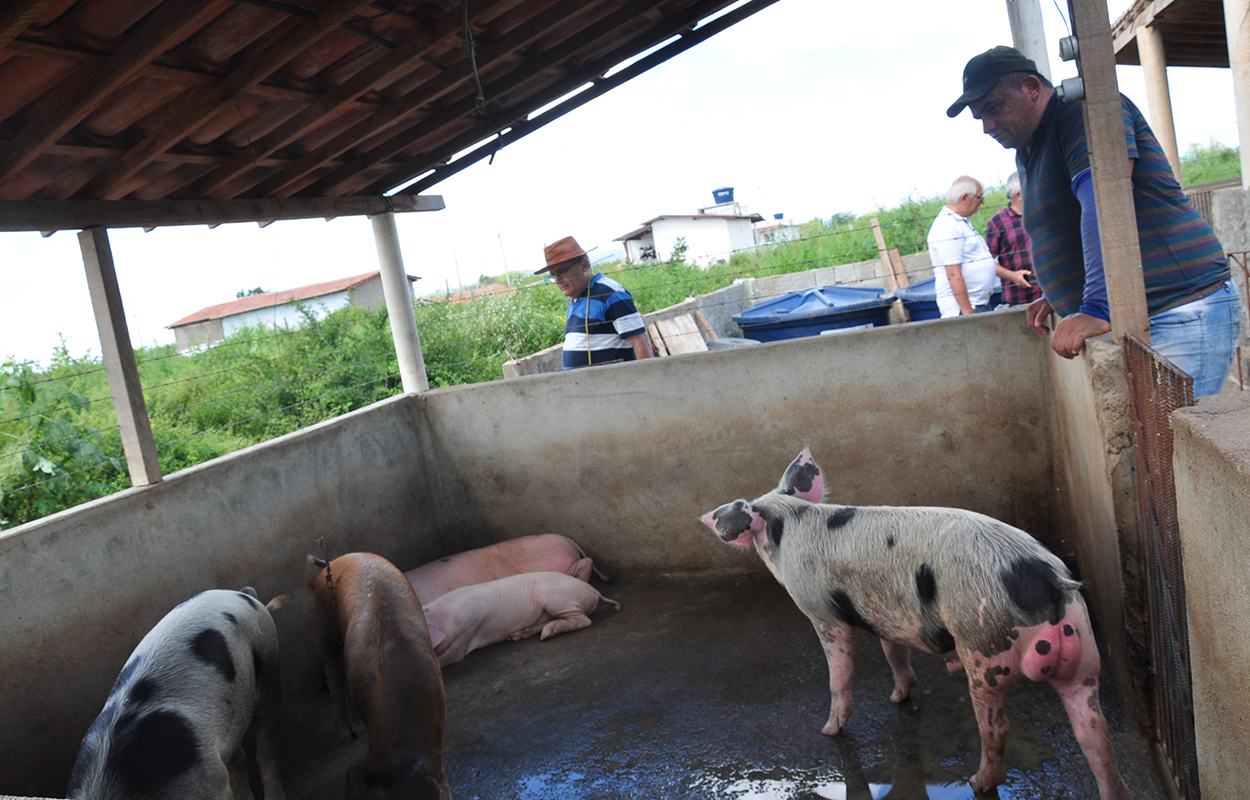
[985,171,1041,307]
[926,176,1017,317]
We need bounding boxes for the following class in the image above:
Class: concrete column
[79,227,162,486]
[1137,22,1183,183]
[371,211,429,393]
[1227,0,1250,191]
[1006,0,1052,83]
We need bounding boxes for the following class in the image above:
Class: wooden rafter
[73,0,379,202]
[2,38,384,109]
[0,194,443,233]
[175,1,471,199]
[295,0,674,198]
[252,0,608,199]
[0,0,58,51]
[0,0,232,183]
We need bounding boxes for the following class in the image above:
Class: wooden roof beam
[0,0,232,184]
[296,0,674,198]
[73,0,379,202]
[0,194,443,233]
[174,4,464,198]
[252,0,608,199]
[0,0,58,51]
[357,0,740,197]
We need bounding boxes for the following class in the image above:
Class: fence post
[78,227,162,486]
[370,211,429,393]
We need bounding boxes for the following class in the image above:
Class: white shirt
[926,205,999,318]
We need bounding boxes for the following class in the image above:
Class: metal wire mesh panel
[1123,333,1199,799]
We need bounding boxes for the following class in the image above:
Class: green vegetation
[1181,139,1240,187]
[4,146,1227,527]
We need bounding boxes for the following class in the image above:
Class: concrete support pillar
[1137,22,1183,184]
[371,211,429,393]
[1006,0,1052,83]
[79,227,162,486]
[1226,0,1250,191]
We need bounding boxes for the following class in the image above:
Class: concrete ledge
[1171,392,1250,800]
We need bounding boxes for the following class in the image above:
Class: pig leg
[879,639,918,703]
[811,618,856,735]
[540,612,593,640]
[253,649,286,800]
[1054,676,1135,800]
[570,557,594,583]
[963,647,1022,794]
[227,745,255,800]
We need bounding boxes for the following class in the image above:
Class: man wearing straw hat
[535,235,653,370]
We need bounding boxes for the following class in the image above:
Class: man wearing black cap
[948,46,1240,397]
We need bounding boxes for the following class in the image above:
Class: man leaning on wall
[947,46,1241,397]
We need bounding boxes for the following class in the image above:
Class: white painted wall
[650,216,757,266]
[221,290,348,336]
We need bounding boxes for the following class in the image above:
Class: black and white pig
[701,449,1135,800]
[68,588,287,800]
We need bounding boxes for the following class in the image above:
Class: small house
[167,271,418,352]
[615,189,764,266]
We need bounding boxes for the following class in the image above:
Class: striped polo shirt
[562,273,646,369]
[1017,93,1228,318]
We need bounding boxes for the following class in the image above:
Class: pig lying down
[701,450,1135,800]
[422,571,621,667]
[405,533,610,603]
[306,552,450,800]
[69,588,287,800]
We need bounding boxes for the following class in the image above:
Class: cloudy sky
[0,0,1238,367]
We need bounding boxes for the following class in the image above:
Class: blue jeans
[1149,279,1242,398]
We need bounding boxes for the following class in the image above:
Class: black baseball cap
[946,46,1039,118]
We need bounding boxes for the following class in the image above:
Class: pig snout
[701,499,759,545]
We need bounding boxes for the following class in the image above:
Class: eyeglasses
[551,261,585,279]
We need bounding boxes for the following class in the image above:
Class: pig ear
[780,448,824,502]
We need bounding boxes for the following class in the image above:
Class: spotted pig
[68,588,287,800]
[700,449,1135,800]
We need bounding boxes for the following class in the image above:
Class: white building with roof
[614,191,765,267]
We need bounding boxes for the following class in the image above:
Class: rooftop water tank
[712,187,734,204]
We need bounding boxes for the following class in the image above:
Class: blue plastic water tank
[732,286,895,343]
[773,213,784,220]
[712,187,734,204]
[894,276,1004,321]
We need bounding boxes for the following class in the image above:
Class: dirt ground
[288,573,1174,800]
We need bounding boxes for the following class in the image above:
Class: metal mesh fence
[1122,333,1199,800]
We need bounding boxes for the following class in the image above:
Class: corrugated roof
[1112,0,1229,68]
[166,269,412,327]
[0,0,774,231]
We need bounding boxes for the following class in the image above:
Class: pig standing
[422,571,620,667]
[68,588,287,800]
[405,534,610,604]
[306,553,450,800]
[701,449,1135,800]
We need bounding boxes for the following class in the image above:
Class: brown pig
[306,552,450,800]
[701,449,1136,800]
[405,534,610,604]
[421,571,620,667]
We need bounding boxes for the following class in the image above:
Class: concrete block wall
[1171,392,1250,800]
[0,310,1064,797]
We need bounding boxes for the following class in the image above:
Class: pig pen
[0,309,1172,799]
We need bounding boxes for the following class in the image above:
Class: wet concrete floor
[294,574,1173,800]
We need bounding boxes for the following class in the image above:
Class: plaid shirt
[985,205,1042,305]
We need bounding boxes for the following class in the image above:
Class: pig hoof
[969,766,1005,794]
[890,673,918,703]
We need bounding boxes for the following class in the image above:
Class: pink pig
[701,449,1136,800]
[405,534,609,604]
[421,571,620,667]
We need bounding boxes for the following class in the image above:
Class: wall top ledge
[1170,392,1250,464]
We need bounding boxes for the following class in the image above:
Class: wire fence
[3,205,1040,529]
